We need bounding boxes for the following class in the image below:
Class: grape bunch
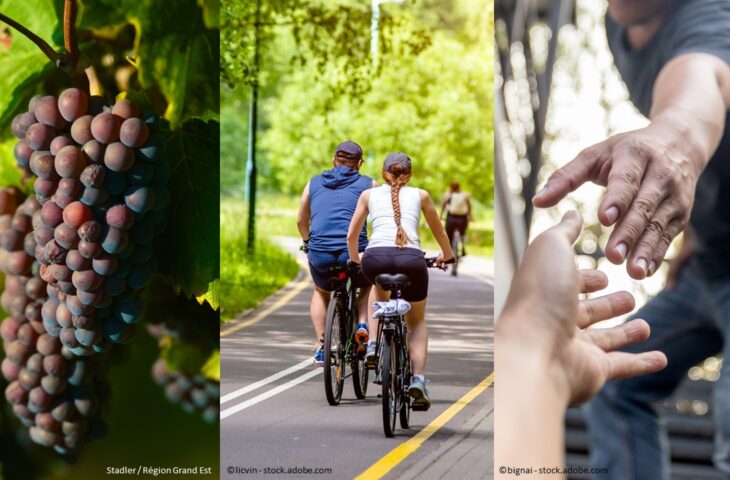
[10,89,170,357]
[151,359,219,424]
[0,189,108,453]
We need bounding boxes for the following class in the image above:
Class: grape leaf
[78,0,219,127]
[159,118,219,298]
[201,349,220,382]
[0,0,61,125]
[196,279,220,311]
[0,141,25,189]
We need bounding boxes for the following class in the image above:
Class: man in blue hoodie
[297,141,378,366]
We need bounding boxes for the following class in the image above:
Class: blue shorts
[307,250,371,291]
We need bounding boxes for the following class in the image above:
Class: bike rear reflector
[338,271,347,280]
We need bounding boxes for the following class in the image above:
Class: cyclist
[346,152,454,410]
[440,181,472,257]
[296,140,378,367]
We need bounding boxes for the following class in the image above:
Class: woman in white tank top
[346,152,454,411]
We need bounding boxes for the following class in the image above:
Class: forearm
[296,218,309,241]
[649,54,730,171]
[496,329,569,479]
[346,234,360,264]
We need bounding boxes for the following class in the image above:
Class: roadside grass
[220,199,300,322]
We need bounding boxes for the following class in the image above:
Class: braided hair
[382,164,412,249]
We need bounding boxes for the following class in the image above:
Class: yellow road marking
[220,276,310,337]
[355,372,495,480]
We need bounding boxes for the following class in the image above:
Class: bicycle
[370,256,451,437]
[322,261,368,406]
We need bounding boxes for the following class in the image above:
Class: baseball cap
[334,140,363,159]
[383,152,412,173]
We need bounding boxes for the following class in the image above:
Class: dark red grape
[111,99,140,119]
[11,111,36,139]
[79,165,106,188]
[40,201,63,227]
[65,249,90,271]
[105,205,134,230]
[62,201,92,228]
[50,135,74,155]
[58,88,88,122]
[25,123,55,150]
[77,240,101,259]
[103,142,134,172]
[57,179,82,198]
[77,221,102,242]
[33,96,66,129]
[90,112,121,144]
[70,115,93,145]
[53,223,78,249]
[124,186,155,214]
[119,117,149,148]
[71,270,102,292]
[81,140,105,163]
[29,151,57,180]
[34,179,57,201]
[80,187,109,207]
[14,140,33,166]
[55,146,87,179]
[92,253,118,276]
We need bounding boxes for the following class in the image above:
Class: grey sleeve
[665,1,730,67]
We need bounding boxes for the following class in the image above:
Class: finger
[533,149,602,208]
[584,318,649,351]
[621,202,675,278]
[548,210,583,244]
[578,269,608,294]
[648,218,685,277]
[606,350,668,380]
[604,184,667,270]
[597,145,649,227]
[578,291,635,329]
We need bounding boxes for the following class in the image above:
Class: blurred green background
[221,0,494,321]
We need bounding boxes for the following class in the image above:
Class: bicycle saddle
[375,273,410,290]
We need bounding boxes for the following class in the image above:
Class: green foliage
[78,0,219,126]
[221,0,493,205]
[160,119,220,298]
[220,198,299,321]
[0,0,60,125]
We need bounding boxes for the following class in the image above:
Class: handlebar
[425,256,455,271]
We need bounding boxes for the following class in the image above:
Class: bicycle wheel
[323,296,346,406]
[381,333,398,438]
[451,231,460,277]
[352,353,368,399]
[399,348,411,429]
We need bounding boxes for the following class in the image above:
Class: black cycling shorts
[445,214,468,243]
[361,247,429,302]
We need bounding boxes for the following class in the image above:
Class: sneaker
[313,347,325,367]
[461,247,466,257]
[409,376,431,411]
[354,323,369,354]
[365,342,377,367]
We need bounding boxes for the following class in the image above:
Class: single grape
[55,146,87,179]
[81,140,105,163]
[91,253,118,276]
[79,165,106,188]
[77,240,101,259]
[44,240,68,264]
[34,179,57,201]
[40,201,63,227]
[58,88,88,122]
[76,289,102,306]
[25,123,55,150]
[70,115,93,145]
[33,96,66,130]
[100,227,128,255]
[111,99,140,119]
[55,303,73,328]
[11,111,36,139]
[71,315,94,330]
[124,186,155,214]
[50,264,73,282]
[14,140,34,167]
[80,187,110,207]
[138,135,162,162]
[52,193,74,209]
[54,223,79,250]
[90,112,121,144]
[65,249,90,271]
[114,297,142,324]
[50,136,74,156]
[29,151,57,180]
[77,221,102,242]
[103,142,134,172]
[119,118,149,148]
[0,229,23,251]
[62,201,92,229]
[71,270,102,292]
[105,205,134,230]
[6,251,33,275]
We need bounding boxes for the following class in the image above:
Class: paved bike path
[220,242,494,479]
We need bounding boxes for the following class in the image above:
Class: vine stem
[64,0,79,68]
[0,13,59,63]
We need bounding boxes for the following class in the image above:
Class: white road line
[220,369,323,420]
[220,359,312,405]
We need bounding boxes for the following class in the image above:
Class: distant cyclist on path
[297,141,377,366]
[346,152,454,410]
[440,181,472,257]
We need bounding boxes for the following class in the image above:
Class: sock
[368,340,376,346]
[413,374,425,383]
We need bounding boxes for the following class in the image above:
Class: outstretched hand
[499,211,667,406]
[532,125,700,281]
